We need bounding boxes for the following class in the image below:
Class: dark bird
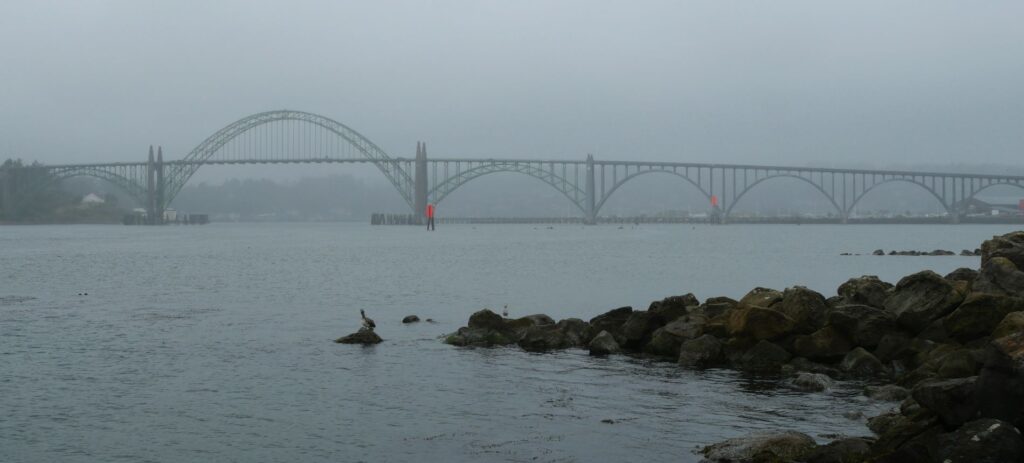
[360,309,376,330]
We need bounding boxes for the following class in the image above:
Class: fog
[2,1,1023,181]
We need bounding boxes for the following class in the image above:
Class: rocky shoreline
[444,231,1024,462]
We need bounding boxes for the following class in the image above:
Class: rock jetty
[444,231,1024,461]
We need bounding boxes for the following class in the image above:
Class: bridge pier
[145,146,166,225]
[414,142,427,225]
[584,154,596,224]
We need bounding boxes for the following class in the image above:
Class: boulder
[727,306,797,341]
[873,249,886,256]
[935,418,1024,463]
[588,330,622,356]
[645,314,706,358]
[555,318,592,347]
[992,311,1024,339]
[873,333,932,366]
[647,293,698,322]
[773,286,830,334]
[802,437,872,463]
[699,296,738,319]
[335,328,383,344]
[738,287,784,309]
[468,309,506,330]
[793,326,854,361]
[973,256,1024,297]
[944,267,978,285]
[701,430,816,463]
[837,275,892,308]
[504,314,557,340]
[912,376,979,428]
[980,230,1024,268]
[401,315,420,323]
[677,334,723,368]
[827,304,897,348]
[841,347,886,377]
[865,384,910,402]
[976,331,1024,429]
[944,293,1024,342]
[443,327,513,347]
[736,340,792,373]
[588,306,633,340]
[935,348,981,379]
[867,411,942,461]
[517,324,571,351]
[791,372,834,392]
[619,311,667,349]
[884,270,966,334]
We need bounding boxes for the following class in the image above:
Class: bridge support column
[414,142,428,225]
[584,154,596,224]
[155,147,165,224]
[146,146,156,224]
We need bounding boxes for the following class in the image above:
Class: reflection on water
[1,223,1016,462]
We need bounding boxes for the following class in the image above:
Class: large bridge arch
[163,110,413,208]
[846,178,953,217]
[725,174,844,219]
[429,162,587,214]
[594,169,712,216]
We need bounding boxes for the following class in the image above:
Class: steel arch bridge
[3,109,1024,223]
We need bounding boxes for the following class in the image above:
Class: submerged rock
[335,328,383,344]
[402,315,420,323]
[701,430,816,463]
[791,372,833,392]
[841,347,886,377]
[865,384,910,402]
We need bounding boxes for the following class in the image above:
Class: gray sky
[2,1,1022,175]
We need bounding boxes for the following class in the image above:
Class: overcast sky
[1,1,1022,174]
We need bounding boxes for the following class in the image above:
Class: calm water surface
[2,223,1019,462]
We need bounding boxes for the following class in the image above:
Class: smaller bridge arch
[846,177,954,218]
[429,161,587,214]
[725,173,844,220]
[593,169,712,217]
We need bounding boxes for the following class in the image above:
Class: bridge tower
[414,142,428,224]
[585,154,596,224]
